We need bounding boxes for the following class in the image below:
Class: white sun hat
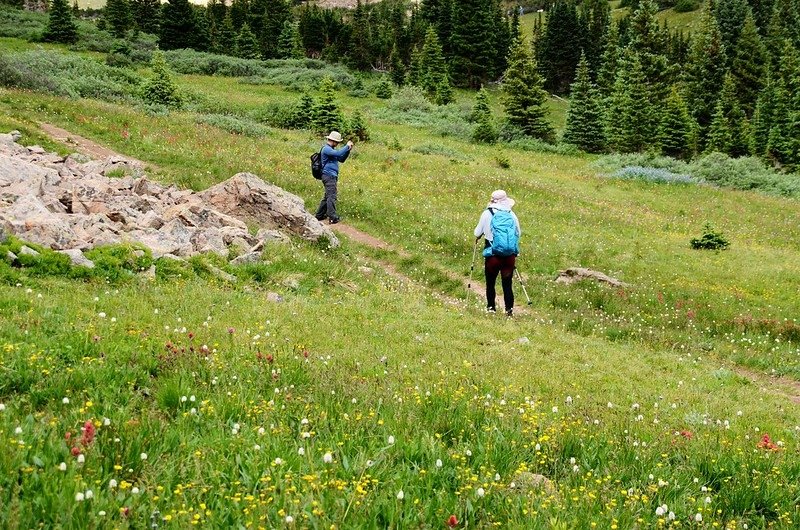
[488,189,515,210]
[326,131,343,142]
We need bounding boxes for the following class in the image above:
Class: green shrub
[495,155,510,169]
[195,113,274,138]
[83,244,153,281]
[674,0,699,12]
[374,78,393,99]
[346,109,369,142]
[691,153,800,197]
[141,50,182,108]
[690,223,730,250]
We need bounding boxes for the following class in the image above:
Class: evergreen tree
[658,86,695,160]
[217,13,237,56]
[389,46,406,86]
[105,0,132,39]
[160,0,202,50]
[750,0,775,33]
[596,23,620,98]
[141,51,182,107]
[375,78,393,99]
[731,11,767,116]
[502,37,555,142]
[538,0,584,94]
[471,88,498,143]
[229,0,249,30]
[277,19,303,59]
[43,0,78,44]
[713,0,749,65]
[131,0,160,35]
[287,91,316,129]
[416,27,451,101]
[751,74,775,158]
[684,0,727,149]
[348,0,372,70]
[628,0,671,104]
[606,53,656,152]
[583,0,611,73]
[313,77,344,134]
[347,109,370,141]
[298,5,326,57]
[767,41,800,170]
[706,74,750,156]
[450,0,510,87]
[72,0,79,16]
[434,78,454,105]
[563,53,606,153]
[236,22,260,59]
[765,0,800,62]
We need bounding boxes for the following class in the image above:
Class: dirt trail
[39,123,155,168]
[733,367,800,405]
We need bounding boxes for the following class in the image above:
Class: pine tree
[596,23,620,98]
[751,74,775,158]
[131,0,160,35]
[287,91,316,129]
[538,0,584,94]
[277,19,303,59]
[229,0,249,30]
[767,41,800,170]
[731,11,767,116]
[450,0,510,87]
[765,0,800,63]
[160,0,202,50]
[471,88,498,144]
[389,46,405,86]
[563,53,606,153]
[43,0,78,44]
[606,53,656,152]
[627,0,671,103]
[417,27,450,101]
[348,0,372,70]
[706,74,750,156]
[502,37,555,142]
[72,0,79,16]
[434,78,454,105]
[217,13,237,56]
[235,22,260,59]
[583,0,610,73]
[658,86,695,160]
[347,109,370,141]
[141,50,182,107]
[375,78,393,99]
[313,77,344,134]
[713,0,749,65]
[105,0,132,39]
[684,0,727,149]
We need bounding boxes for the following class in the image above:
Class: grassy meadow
[1,32,800,529]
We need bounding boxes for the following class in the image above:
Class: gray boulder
[59,249,95,268]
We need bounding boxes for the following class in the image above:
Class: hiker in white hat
[473,190,521,316]
[314,131,354,224]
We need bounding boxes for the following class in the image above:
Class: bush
[690,223,730,250]
[250,102,296,129]
[141,50,182,108]
[195,114,274,138]
[611,166,696,184]
[374,86,472,140]
[691,153,800,197]
[0,50,139,100]
[164,49,269,77]
[374,78,393,99]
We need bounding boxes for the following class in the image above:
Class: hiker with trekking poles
[470,190,530,316]
[312,131,353,225]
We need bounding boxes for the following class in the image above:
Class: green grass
[2,35,800,528]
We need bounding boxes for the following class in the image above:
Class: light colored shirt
[474,208,521,241]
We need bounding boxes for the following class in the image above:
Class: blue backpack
[483,208,519,257]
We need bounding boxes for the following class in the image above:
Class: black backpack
[310,147,324,179]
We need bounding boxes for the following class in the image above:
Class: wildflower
[98,511,106,516]
[285,515,294,524]
[656,507,665,516]
[98,312,106,318]
[77,454,85,464]
[62,397,70,404]
[465,449,472,457]
[0,403,5,411]
[103,418,110,426]
[274,458,283,466]
[131,487,140,494]
[476,487,485,497]
[607,402,614,408]
[254,444,261,451]
[258,427,265,435]
[436,459,443,468]
[388,435,395,445]
[14,426,22,435]
[668,512,675,521]
[366,460,374,467]
[705,496,711,504]
[447,515,458,527]
[396,490,404,500]
[694,513,702,522]
[552,406,558,413]
[298,447,305,456]
[140,453,148,461]
[569,457,576,465]
[109,479,118,489]
[58,462,67,471]
[85,489,93,499]
[565,395,573,404]
[75,492,85,502]
[323,452,333,464]
[301,418,309,425]
[81,420,96,446]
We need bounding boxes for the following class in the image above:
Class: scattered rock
[142,265,156,279]
[230,252,261,266]
[282,275,301,290]
[59,249,95,268]
[266,292,284,303]
[518,336,530,345]
[0,132,333,260]
[19,245,40,257]
[358,266,374,275]
[554,267,628,288]
[5,250,17,263]
[159,253,185,262]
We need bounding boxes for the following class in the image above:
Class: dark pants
[485,255,516,312]
[315,174,338,221]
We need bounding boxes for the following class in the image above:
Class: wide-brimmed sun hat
[488,189,515,210]
[327,131,343,143]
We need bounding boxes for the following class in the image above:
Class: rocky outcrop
[555,267,628,288]
[0,131,339,259]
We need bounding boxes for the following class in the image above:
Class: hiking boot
[315,215,327,221]
[505,309,513,317]
[486,307,496,313]
[329,217,341,225]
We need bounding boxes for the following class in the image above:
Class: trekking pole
[467,238,479,302]
[515,267,533,306]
